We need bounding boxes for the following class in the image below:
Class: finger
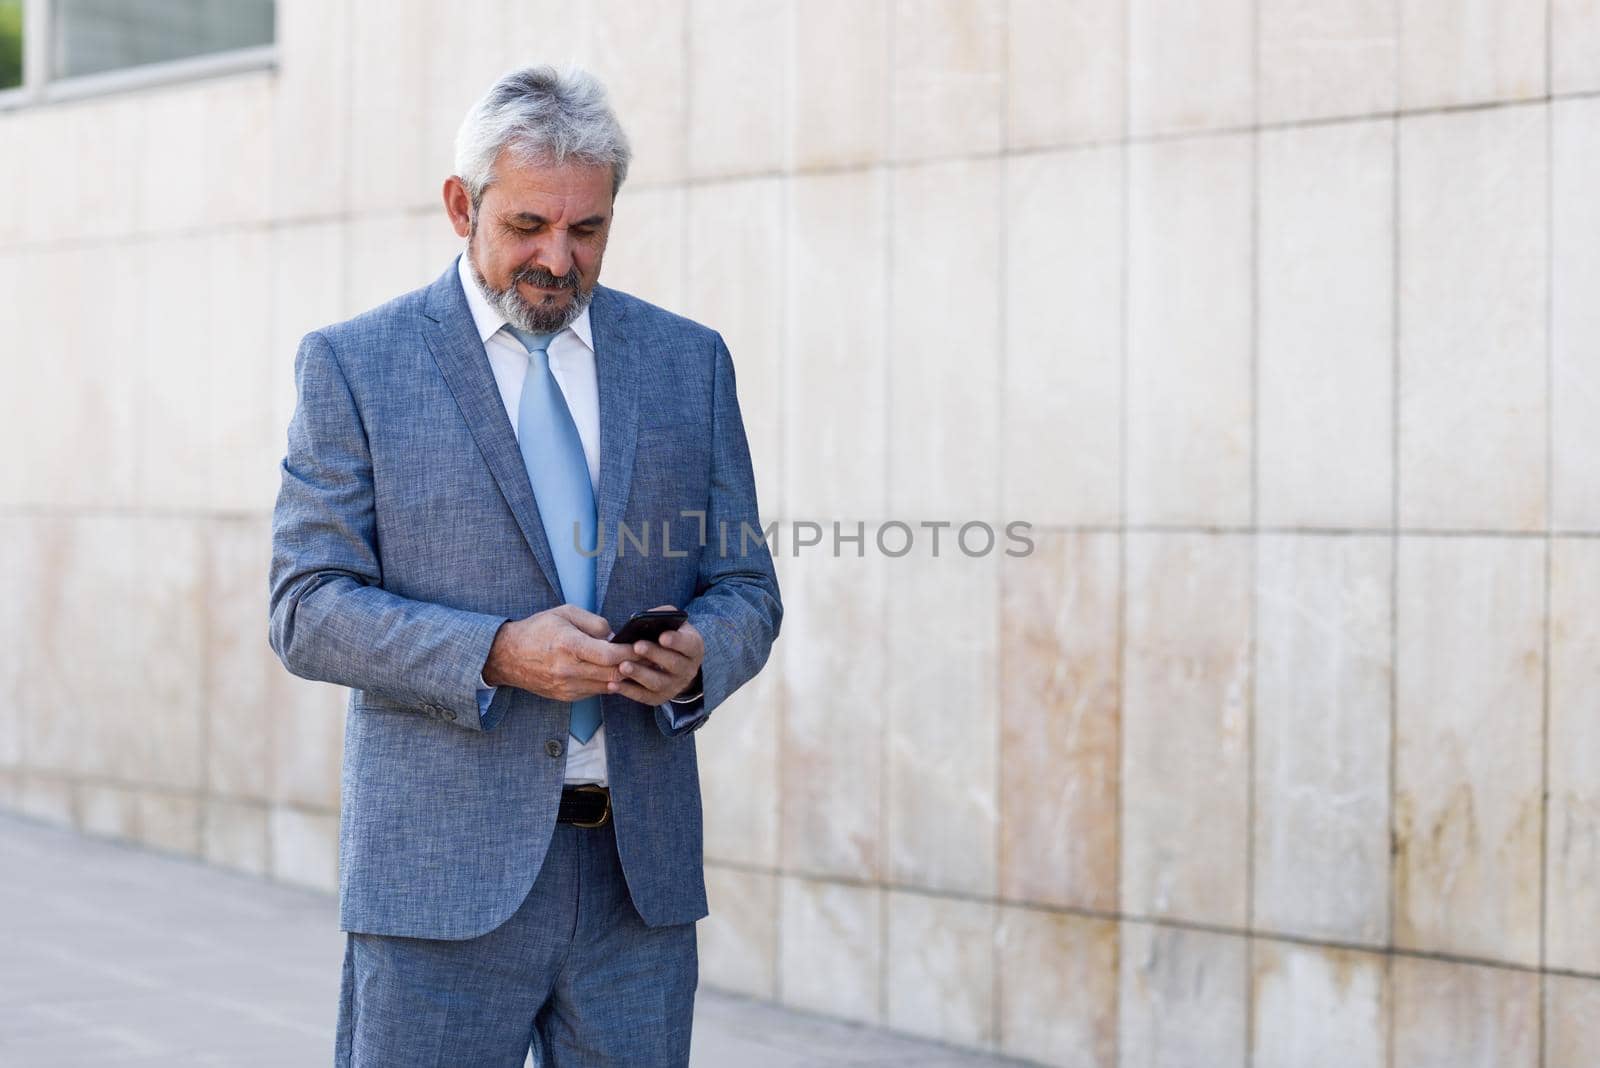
[631,640,692,675]
[569,634,635,667]
[617,657,674,692]
[658,621,704,658]
[557,604,613,640]
[561,680,613,700]
[648,603,679,612]
[563,659,623,685]
[612,679,669,705]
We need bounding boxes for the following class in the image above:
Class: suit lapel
[421,264,564,599]
[589,285,639,614]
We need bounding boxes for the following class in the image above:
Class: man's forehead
[485,156,612,217]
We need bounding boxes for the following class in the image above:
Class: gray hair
[454,65,632,207]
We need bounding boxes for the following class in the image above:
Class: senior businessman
[268,65,781,1067]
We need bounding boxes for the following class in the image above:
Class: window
[0,0,274,106]
[53,0,272,80]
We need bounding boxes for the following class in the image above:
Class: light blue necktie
[508,326,602,743]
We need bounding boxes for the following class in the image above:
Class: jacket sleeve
[653,332,783,738]
[268,330,511,730]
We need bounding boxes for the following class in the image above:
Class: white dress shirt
[458,253,609,786]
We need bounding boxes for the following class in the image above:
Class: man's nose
[532,234,573,279]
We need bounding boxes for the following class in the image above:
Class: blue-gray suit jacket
[267,261,782,939]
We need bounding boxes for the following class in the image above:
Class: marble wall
[2,1,1598,1064]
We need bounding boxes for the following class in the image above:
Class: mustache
[511,264,581,290]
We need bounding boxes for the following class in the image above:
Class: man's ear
[442,176,473,239]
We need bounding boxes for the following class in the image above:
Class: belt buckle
[570,783,610,829]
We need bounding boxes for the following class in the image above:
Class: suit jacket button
[441,708,458,722]
[545,739,564,758]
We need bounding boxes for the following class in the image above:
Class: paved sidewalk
[0,814,1031,1067]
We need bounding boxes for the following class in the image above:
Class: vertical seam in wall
[337,0,354,324]
[680,1,693,310]
[1115,2,1132,1061]
[771,0,795,1010]
[1386,3,1403,1061]
[1245,1,1261,1064]
[878,0,894,1030]
[992,0,1009,1053]
[133,193,150,520]
[681,0,692,189]
[1539,0,1554,1058]
[264,82,286,868]
[196,520,213,855]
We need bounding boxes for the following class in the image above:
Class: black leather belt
[557,784,611,828]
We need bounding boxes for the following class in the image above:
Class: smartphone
[610,608,688,645]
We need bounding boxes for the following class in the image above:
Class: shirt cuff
[475,676,496,726]
[657,695,707,733]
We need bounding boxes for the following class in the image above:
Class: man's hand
[610,603,705,706]
[482,605,634,702]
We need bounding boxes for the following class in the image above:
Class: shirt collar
[456,253,594,352]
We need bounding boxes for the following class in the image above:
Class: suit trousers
[334,818,698,1067]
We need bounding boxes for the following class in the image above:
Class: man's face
[446,151,614,333]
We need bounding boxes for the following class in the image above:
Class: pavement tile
[0,813,1029,1067]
